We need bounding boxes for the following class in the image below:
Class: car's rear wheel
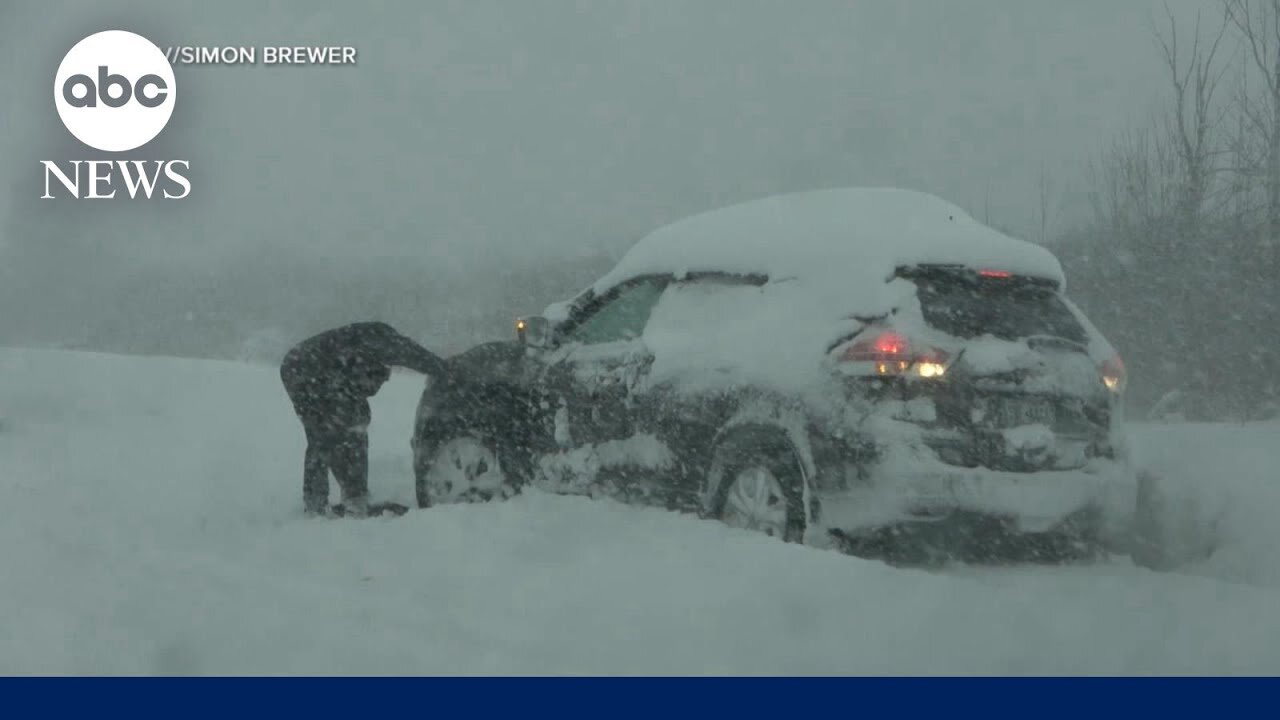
[710,433,807,543]
[416,434,517,508]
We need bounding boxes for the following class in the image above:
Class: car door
[532,275,668,492]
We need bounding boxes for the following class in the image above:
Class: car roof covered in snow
[590,187,1065,293]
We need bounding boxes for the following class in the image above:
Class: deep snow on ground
[1128,421,1280,588]
[0,347,1278,674]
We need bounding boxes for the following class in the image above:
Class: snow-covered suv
[413,188,1133,560]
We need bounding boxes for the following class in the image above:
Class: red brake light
[978,269,1012,278]
[842,330,911,362]
[839,329,950,378]
[1100,354,1126,394]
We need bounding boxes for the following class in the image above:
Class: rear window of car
[906,269,1087,343]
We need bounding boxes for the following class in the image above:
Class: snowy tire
[709,431,807,543]
[415,434,518,508]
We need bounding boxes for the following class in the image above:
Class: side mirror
[516,316,553,348]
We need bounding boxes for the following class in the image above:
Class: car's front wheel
[416,433,518,508]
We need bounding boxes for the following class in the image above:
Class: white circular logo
[54,30,176,152]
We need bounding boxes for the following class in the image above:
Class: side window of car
[565,277,667,345]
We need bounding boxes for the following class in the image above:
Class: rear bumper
[816,459,1129,534]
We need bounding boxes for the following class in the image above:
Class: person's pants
[300,415,369,513]
[281,365,371,513]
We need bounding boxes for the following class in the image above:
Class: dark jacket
[280,322,446,406]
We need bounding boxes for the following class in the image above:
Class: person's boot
[339,495,369,518]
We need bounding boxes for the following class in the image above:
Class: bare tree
[1155,5,1230,247]
[1223,0,1280,241]
[1224,1,1280,420]
[1056,3,1280,419]
[1089,125,1179,244]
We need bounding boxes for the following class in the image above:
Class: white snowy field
[0,347,1278,675]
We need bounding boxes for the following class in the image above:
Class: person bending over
[280,321,445,517]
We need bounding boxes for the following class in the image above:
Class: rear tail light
[1100,353,1126,394]
[838,329,951,378]
[842,329,910,364]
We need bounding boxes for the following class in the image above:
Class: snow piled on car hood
[593,187,1065,294]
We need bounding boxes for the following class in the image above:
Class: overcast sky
[0,0,1215,354]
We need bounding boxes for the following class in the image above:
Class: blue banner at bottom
[1,677,1273,719]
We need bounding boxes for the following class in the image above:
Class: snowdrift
[0,347,1278,674]
[1128,421,1280,585]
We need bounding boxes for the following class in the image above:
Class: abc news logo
[62,66,169,109]
[42,30,190,199]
